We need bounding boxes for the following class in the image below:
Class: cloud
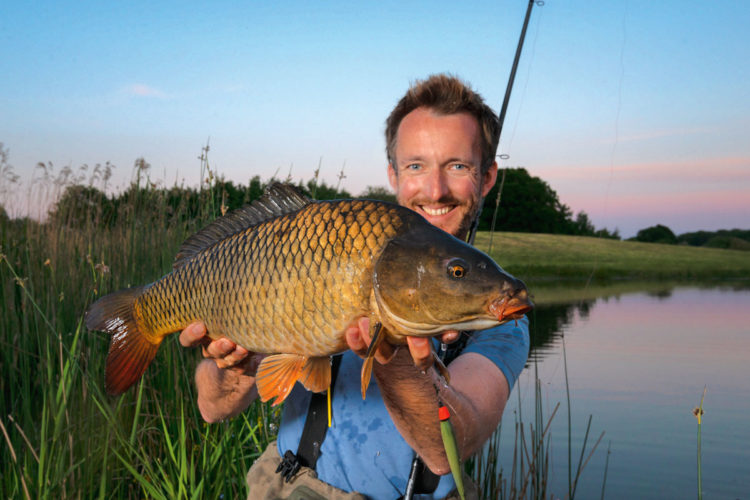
[535,156,750,184]
[124,83,168,98]
[608,126,712,144]
[570,188,750,216]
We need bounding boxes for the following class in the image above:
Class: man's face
[388,107,497,239]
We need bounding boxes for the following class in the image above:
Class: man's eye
[451,163,468,171]
[405,163,421,171]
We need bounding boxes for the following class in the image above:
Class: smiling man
[386,91,497,240]
[180,74,529,499]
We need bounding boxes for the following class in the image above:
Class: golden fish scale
[134,200,405,355]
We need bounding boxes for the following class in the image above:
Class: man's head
[385,74,499,239]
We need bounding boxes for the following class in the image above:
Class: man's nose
[424,168,449,200]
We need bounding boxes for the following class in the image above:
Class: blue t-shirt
[276,317,529,499]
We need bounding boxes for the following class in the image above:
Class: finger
[439,330,460,344]
[345,326,367,357]
[406,337,434,372]
[179,321,208,347]
[213,344,250,370]
[358,317,371,340]
[215,349,250,370]
[345,317,370,357]
[202,337,238,359]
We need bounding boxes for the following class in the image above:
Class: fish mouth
[489,291,534,322]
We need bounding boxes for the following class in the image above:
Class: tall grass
[0,158,281,499]
[693,386,707,500]
[468,308,605,500]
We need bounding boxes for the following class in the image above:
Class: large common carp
[86,183,532,405]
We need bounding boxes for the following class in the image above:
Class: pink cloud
[125,83,168,98]
[570,189,750,217]
[535,156,750,184]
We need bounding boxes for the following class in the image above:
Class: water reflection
[525,279,750,361]
[527,302,591,361]
[503,282,750,499]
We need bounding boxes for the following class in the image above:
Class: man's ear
[481,161,498,197]
[387,163,398,191]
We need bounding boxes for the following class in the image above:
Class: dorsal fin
[173,183,311,269]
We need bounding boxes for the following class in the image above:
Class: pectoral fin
[256,354,334,406]
[360,321,384,400]
[299,356,332,394]
[255,354,307,406]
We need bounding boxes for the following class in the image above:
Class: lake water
[496,283,750,499]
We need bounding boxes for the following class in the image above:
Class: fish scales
[85,183,532,401]
[135,199,404,355]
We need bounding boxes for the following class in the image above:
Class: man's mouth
[420,205,455,216]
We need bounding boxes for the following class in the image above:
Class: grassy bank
[475,231,750,282]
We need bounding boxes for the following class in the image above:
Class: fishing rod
[468,0,541,248]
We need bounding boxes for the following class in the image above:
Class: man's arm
[179,322,263,423]
[346,318,511,475]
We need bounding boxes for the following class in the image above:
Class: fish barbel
[85,183,532,405]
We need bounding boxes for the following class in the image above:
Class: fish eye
[447,259,468,279]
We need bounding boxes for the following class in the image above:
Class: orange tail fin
[85,286,161,395]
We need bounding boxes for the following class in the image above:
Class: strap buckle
[276,450,301,482]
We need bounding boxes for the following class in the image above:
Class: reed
[0,159,281,498]
[467,309,606,500]
[693,386,706,500]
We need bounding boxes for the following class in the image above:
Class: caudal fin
[85,286,161,395]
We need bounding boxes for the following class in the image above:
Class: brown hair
[385,74,500,174]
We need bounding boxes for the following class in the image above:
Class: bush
[703,236,750,251]
[634,224,677,244]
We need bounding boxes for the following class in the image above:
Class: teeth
[422,206,451,216]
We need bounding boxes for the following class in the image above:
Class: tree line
[632,224,750,251]
[3,163,621,239]
[475,168,619,238]
[1,149,744,248]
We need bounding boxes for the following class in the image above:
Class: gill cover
[372,221,525,337]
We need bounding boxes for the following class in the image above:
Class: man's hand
[179,321,262,422]
[344,317,460,371]
[179,321,264,375]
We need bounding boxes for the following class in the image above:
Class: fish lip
[489,297,534,322]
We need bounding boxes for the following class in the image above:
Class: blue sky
[1,0,748,237]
